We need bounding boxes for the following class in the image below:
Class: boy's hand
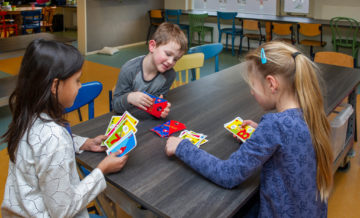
[97,152,128,175]
[165,136,183,156]
[241,120,258,129]
[80,135,107,152]
[127,91,153,110]
[160,102,171,118]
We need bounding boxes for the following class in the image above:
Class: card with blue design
[151,120,186,137]
[106,131,137,157]
[141,91,168,118]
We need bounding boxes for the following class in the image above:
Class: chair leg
[226,33,229,50]
[310,46,314,61]
[198,32,200,44]
[247,38,250,51]
[211,29,213,43]
[218,31,222,43]
[231,35,235,56]
[77,108,83,122]
[238,36,244,56]
[146,25,153,44]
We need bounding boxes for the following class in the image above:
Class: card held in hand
[141,91,168,118]
[106,131,137,157]
[224,117,255,142]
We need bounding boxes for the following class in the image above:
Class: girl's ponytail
[294,54,333,201]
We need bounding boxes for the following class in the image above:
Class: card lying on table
[179,130,208,148]
[106,131,137,157]
[224,117,255,142]
[140,91,168,118]
[151,120,186,137]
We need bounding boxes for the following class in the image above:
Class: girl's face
[56,70,82,108]
[149,40,184,73]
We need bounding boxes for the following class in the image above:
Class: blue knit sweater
[175,109,327,218]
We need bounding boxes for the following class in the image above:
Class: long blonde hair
[245,41,333,201]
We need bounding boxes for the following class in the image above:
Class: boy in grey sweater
[113,23,188,118]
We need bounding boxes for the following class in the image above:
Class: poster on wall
[284,0,309,14]
[194,0,277,16]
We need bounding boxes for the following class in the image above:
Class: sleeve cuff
[73,135,88,154]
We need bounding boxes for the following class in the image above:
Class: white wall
[313,0,360,20]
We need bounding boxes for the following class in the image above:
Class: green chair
[330,17,360,67]
[188,13,213,46]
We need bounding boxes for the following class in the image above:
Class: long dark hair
[1,39,84,163]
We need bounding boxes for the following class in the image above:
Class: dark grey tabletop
[0,76,17,107]
[73,62,360,218]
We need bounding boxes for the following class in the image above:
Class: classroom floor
[0,40,359,217]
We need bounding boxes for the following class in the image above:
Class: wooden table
[5,7,43,15]
[69,63,360,217]
[0,75,17,107]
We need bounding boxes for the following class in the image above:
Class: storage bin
[330,103,354,159]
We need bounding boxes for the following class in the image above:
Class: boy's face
[149,40,184,73]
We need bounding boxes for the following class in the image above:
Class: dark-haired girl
[1,39,128,217]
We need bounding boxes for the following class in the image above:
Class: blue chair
[217,12,243,56]
[164,9,190,45]
[188,43,223,74]
[21,10,42,34]
[65,81,103,121]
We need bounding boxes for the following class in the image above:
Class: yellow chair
[314,51,354,68]
[172,53,204,89]
[271,22,295,45]
[146,9,164,43]
[297,23,326,59]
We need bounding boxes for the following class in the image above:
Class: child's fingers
[159,94,164,98]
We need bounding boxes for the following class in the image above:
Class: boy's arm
[113,67,137,113]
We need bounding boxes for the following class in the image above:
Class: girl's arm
[35,126,106,217]
[172,118,279,189]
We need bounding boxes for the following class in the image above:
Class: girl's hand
[97,152,128,175]
[242,120,258,129]
[127,91,153,110]
[160,102,171,118]
[81,135,107,152]
[165,137,183,156]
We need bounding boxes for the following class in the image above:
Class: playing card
[151,120,186,137]
[104,118,137,149]
[141,91,168,118]
[224,117,255,142]
[106,131,137,157]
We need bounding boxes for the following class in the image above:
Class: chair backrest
[188,43,223,72]
[330,17,359,49]
[243,19,260,31]
[271,22,293,36]
[189,13,208,30]
[65,81,103,120]
[172,53,204,88]
[164,9,182,25]
[0,11,6,27]
[149,9,163,25]
[314,51,354,68]
[217,11,237,31]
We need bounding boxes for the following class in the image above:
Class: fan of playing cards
[179,130,208,148]
[102,111,139,157]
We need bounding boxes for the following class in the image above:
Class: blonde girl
[165,41,333,217]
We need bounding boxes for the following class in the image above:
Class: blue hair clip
[260,48,267,64]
